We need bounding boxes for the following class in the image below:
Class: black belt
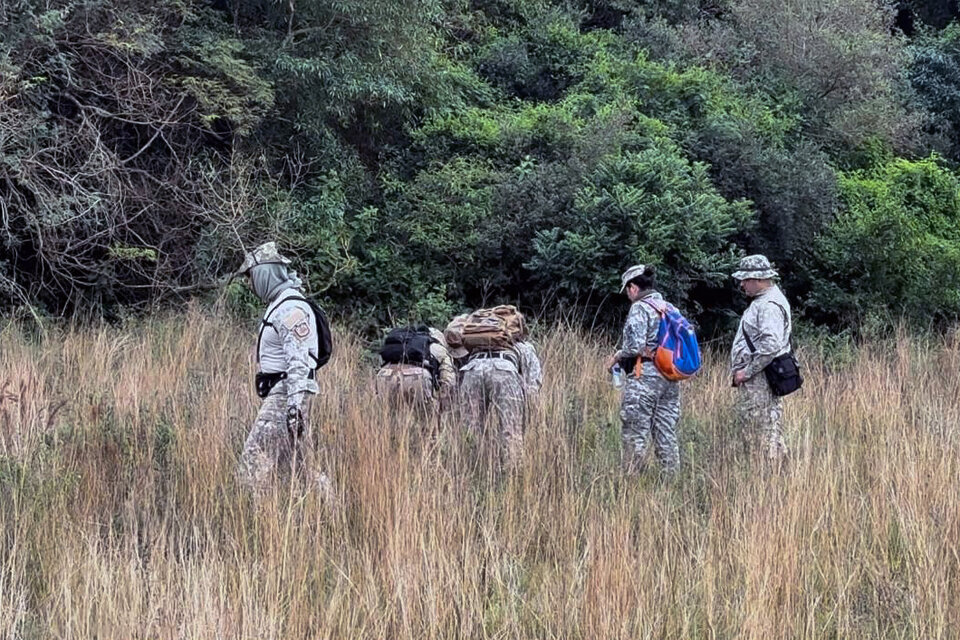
[619,355,653,373]
[255,369,316,399]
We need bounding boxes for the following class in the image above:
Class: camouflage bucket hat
[237,241,292,275]
[732,254,778,281]
[619,264,647,293]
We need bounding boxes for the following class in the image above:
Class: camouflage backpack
[458,305,525,352]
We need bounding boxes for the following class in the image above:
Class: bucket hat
[732,254,778,281]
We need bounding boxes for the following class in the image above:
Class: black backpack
[379,326,440,387]
[258,295,333,370]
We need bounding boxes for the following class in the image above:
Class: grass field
[1,309,958,638]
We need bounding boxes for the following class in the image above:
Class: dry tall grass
[1,309,958,639]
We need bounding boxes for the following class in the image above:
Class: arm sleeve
[432,343,457,390]
[517,342,543,394]
[617,305,645,360]
[743,303,788,379]
[276,305,320,408]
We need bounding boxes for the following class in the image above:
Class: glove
[286,405,304,440]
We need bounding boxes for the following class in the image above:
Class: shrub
[810,156,960,326]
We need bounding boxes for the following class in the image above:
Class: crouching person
[376,326,457,415]
[456,306,541,471]
[235,242,333,498]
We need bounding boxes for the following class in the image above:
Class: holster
[255,371,287,399]
[618,354,653,378]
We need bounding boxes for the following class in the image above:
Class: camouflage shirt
[731,284,792,380]
[617,291,662,359]
[515,341,543,394]
[430,340,457,390]
[258,287,320,407]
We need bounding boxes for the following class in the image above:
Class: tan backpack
[458,305,525,352]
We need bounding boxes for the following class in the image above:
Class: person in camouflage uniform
[456,314,542,470]
[605,265,681,476]
[730,255,792,464]
[375,327,458,414]
[235,242,330,495]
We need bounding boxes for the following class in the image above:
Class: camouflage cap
[428,327,447,349]
[732,254,778,281]
[237,242,292,275]
[619,264,647,293]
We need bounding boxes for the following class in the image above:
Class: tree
[1,0,274,314]
[910,24,960,164]
[684,0,916,152]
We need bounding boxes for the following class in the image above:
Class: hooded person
[235,242,330,496]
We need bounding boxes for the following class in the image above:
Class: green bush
[527,140,751,315]
[810,156,960,326]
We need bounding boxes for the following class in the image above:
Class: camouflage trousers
[376,364,438,411]
[460,360,525,469]
[620,369,681,474]
[240,383,316,494]
[737,374,787,462]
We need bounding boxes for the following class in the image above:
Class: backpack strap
[742,327,757,354]
[640,297,668,316]
[256,294,320,368]
[423,332,442,390]
[742,300,791,355]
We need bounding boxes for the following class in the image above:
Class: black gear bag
[379,326,440,388]
[743,332,803,397]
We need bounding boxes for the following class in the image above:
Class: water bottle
[611,363,624,389]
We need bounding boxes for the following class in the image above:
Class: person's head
[236,242,295,302]
[737,278,772,297]
[619,264,656,302]
[732,254,777,298]
[445,314,470,360]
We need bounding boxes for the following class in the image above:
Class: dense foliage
[2,0,960,331]
[811,156,960,326]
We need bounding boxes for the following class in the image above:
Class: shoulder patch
[282,307,308,329]
[292,322,312,339]
[280,307,313,340]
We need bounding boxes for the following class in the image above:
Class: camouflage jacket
[515,341,543,394]
[730,285,792,380]
[616,291,663,378]
[258,287,320,406]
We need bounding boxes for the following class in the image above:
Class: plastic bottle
[611,363,624,389]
